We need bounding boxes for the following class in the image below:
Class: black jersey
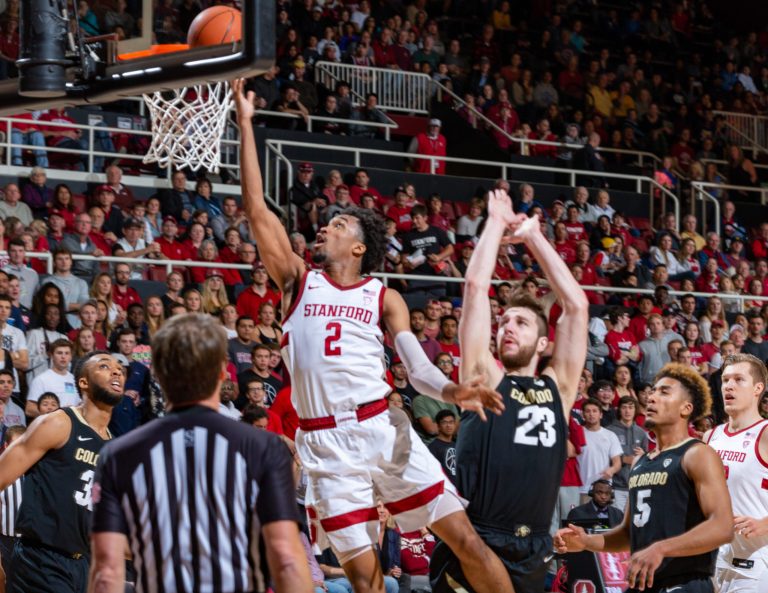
[456,373,567,531]
[15,407,109,556]
[628,439,715,584]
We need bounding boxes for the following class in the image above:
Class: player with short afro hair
[654,362,712,422]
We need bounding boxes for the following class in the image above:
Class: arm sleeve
[254,435,300,525]
[394,332,450,401]
[91,445,130,535]
[26,376,43,403]
[609,432,624,459]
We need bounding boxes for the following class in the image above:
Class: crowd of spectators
[3,0,768,591]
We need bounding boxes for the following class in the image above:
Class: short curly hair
[342,207,388,275]
[654,363,712,422]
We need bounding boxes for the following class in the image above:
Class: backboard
[0,0,273,115]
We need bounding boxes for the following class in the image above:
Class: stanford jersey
[281,271,389,418]
[708,420,768,576]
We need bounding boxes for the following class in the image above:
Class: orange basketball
[187,6,242,48]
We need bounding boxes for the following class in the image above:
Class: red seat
[72,193,87,213]
[451,201,469,217]
[628,216,651,231]
[147,266,167,282]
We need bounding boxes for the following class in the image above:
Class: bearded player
[429,189,589,591]
[0,351,124,593]
[232,79,514,593]
[706,353,768,593]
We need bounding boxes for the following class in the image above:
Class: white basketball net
[142,81,233,173]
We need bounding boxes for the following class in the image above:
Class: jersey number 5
[633,489,652,528]
[513,406,556,447]
[325,322,342,356]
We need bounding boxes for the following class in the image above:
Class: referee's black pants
[8,539,89,593]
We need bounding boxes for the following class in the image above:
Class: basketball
[187,6,242,48]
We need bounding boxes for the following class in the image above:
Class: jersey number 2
[513,406,556,447]
[325,322,342,356]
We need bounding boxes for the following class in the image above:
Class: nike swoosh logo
[665,587,683,592]
[77,436,93,442]
[308,285,321,290]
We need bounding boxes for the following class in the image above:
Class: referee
[88,314,312,593]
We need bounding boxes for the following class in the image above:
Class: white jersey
[708,419,768,575]
[281,270,390,418]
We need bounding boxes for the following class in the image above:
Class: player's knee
[453,529,492,563]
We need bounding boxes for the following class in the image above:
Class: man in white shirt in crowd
[0,295,28,394]
[3,239,39,309]
[47,248,90,328]
[577,398,623,504]
[0,183,33,226]
[25,339,78,418]
[0,370,24,427]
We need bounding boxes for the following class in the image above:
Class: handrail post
[88,127,94,173]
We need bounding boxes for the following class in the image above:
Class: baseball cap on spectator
[459,241,475,251]
[123,217,143,229]
[711,320,725,328]
[391,356,403,365]
[49,208,65,219]
[394,185,407,195]
[163,215,177,225]
[96,184,115,194]
[601,237,616,249]
[661,308,675,317]
[730,324,745,335]
[298,162,314,172]
[313,5,323,11]
[428,118,442,127]
[552,199,565,207]
[206,268,224,278]
[479,56,490,64]
[294,58,306,69]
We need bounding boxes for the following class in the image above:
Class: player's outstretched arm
[232,78,305,291]
[514,211,589,415]
[88,532,127,593]
[0,410,70,491]
[627,443,733,591]
[383,289,504,420]
[459,189,521,388]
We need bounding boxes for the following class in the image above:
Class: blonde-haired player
[706,353,768,592]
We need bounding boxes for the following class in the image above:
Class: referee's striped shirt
[0,477,22,537]
[92,405,298,593]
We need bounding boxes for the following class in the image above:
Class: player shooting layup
[232,79,514,593]
[706,353,768,593]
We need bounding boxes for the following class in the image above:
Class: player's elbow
[463,275,489,296]
[563,289,590,315]
[712,514,735,546]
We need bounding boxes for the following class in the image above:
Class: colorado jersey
[281,270,390,418]
[708,420,768,575]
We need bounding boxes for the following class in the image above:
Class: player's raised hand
[553,524,589,554]
[627,542,664,591]
[444,375,505,421]
[231,78,256,123]
[487,189,522,226]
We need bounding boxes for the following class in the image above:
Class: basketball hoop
[142,80,233,173]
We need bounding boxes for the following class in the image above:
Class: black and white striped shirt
[92,406,298,593]
[0,477,22,537]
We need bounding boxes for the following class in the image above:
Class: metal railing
[254,109,397,141]
[432,80,661,170]
[713,110,768,156]
[263,138,680,231]
[692,180,768,238]
[315,62,432,114]
[0,115,242,180]
[21,251,766,314]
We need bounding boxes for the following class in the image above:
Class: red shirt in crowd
[68,328,108,350]
[270,386,299,441]
[113,285,142,311]
[604,329,641,363]
[561,416,586,487]
[235,286,282,320]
